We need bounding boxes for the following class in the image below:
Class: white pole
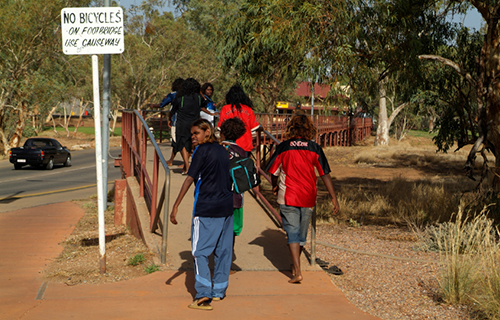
[92,55,106,273]
[311,81,315,119]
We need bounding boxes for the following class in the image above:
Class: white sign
[61,7,124,55]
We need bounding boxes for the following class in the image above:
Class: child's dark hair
[192,119,216,144]
[177,78,201,98]
[220,117,246,142]
[171,78,184,92]
[225,85,253,112]
[285,114,317,140]
[201,82,213,95]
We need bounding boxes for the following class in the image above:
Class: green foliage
[113,5,230,110]
[0,0,93,152]
[421,27,483,153]
[144,263,160,273]
[128,253,146,266]
[215,0,354,112]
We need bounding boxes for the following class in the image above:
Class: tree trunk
[375,77,389,146]
[73,100,88,136]
[482,6,500,190]
[2,103,28,155]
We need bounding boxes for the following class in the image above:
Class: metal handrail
[121,110,171,264]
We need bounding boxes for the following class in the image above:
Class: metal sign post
[61,6,124,274]
[91,55,106,273]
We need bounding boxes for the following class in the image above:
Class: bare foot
[288,274,303,284]
[290,264,296,277]
[197,297,210,304]
[166,161,173,166]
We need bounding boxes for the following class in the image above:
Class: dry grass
[43,199,158,285]
[415,206,500,319]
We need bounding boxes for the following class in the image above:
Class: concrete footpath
[0,146,380,320]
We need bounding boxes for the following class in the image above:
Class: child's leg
[191,216,219,300]
[288,242,302,283]
[233,207,243,236]
[280,205,314,283]
[167,127,176,166]
[212,215,234,299]
[181,147,190,173]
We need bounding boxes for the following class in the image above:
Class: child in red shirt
[265,114,340,283]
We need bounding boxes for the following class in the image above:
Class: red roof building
[295,82,331,99]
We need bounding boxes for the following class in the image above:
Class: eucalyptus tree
[0,0,93,155]
[214,0,356,113]
[332,0,453,146]
[418,1,500,186]
[112,3,228,110]
[418,27,482,155]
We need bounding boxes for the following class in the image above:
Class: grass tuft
[128,254,146,266]
[144,264,160,274]
[430,206,496,305]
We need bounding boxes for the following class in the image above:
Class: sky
[117,0,484,30]
[451,7,484,31]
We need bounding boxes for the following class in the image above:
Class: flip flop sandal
[326,265,343,275]
[181,171,188,175]
[188,298,213,310]
[315,258,329,268]
[212,295,225,301]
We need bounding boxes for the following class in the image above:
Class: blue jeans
[279,205,314,246]
[191,215,234,299]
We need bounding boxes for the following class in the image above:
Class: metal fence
[121,109,171,263]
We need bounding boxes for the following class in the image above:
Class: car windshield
[25,139,52,148]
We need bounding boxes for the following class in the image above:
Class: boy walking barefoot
[170,119,234,310]
[265,114,340,283]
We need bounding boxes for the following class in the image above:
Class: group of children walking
[162,81,340,311]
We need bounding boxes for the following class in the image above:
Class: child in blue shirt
[170,119,234,310]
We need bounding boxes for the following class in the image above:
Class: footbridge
[115,110,371,271]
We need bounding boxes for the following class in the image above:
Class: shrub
[433,207,495,305]
[128,254,146,266]
[144,264,160,274]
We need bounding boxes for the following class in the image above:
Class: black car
[9,138,71,170]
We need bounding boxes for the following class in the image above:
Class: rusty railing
[121,109,171,263]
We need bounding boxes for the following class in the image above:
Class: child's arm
[320,174,340,215]
[201,107,218,116]
[170,176,194,224]
[271,174,279,195]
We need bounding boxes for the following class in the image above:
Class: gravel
[312,224,472,320]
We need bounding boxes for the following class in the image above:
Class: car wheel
[64,155,71,167]
[45,158,54,170]
[14,164,22,170]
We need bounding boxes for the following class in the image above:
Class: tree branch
[419,54,477,88]
[387,102,409,129]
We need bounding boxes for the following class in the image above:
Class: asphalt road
[0,147,122,213]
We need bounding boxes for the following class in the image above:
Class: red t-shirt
[265,138,331,207]
[218,104,260,152]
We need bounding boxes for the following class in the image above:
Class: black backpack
[226,145,261,194]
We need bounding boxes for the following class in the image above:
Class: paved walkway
[0,145,380,319]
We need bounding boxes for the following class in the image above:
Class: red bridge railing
[121,109,171,264]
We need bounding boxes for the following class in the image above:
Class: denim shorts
[279,205,314,246]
